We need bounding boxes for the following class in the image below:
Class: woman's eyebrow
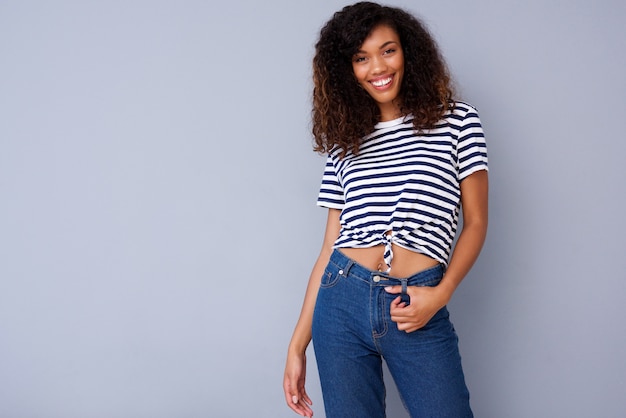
[378,40,398,49]
[354,40,399,54]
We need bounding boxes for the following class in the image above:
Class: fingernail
[292,395,298,404]
[384,286,392,291]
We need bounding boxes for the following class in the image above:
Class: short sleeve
[457,106,489,181]
[317,154,345,209]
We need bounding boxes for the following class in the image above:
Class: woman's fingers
[284,355,314,417]
[285,383,312,416]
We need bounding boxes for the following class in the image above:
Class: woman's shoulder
[449,101,480,117]
[441,101,482,127]
[450,100,478,113]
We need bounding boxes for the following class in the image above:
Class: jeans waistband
[328,248,444,287]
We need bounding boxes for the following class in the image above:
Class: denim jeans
[311,249,473,418]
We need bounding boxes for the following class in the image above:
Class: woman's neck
[378,100,402,121]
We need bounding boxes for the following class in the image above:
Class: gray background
[1,0,625,417]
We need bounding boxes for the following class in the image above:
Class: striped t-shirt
[317,102,488,270]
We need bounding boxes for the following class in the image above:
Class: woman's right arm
[283,208,341,417]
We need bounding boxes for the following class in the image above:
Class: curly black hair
[312,2,454,156]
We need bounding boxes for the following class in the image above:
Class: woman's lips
[370,75,393,90]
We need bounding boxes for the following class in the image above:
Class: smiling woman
[309,2,455,160]
[283,2,488,417]
[351,25,405,121]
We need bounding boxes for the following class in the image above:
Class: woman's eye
[354,56,366,63]
[383,48,396,55]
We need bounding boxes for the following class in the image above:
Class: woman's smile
[371,75,394,89]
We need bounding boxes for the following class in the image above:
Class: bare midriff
[339,244,440,279]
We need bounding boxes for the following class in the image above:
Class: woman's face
[352,24,404,121]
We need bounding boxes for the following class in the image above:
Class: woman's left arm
[437,169,489,300]
[388,169,489,332]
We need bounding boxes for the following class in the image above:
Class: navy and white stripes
[317,102,488,269]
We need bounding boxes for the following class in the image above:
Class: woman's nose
[370,55,387,75]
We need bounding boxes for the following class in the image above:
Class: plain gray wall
[1,1,625,417]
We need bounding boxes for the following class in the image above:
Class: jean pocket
[420,306,452,334]
[417,278,441,287]
[408,275,442,288]
[320,268,342,288]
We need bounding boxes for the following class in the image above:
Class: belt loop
[340,258,355,277]
[400,278,410,305]
[400,278,408,295]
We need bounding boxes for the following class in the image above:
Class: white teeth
[372,77,392,87]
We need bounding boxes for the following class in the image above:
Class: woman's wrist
[288,333,311,355]
[435,279,456,306]
[288,343,308,356]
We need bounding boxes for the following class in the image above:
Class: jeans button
[373,275,380,283]
[338,269,344,275]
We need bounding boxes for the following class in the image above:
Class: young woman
[283,2,488,417]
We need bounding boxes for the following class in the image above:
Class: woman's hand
[385,285,449,333]
[283,350,314,417]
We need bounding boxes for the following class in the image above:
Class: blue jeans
[312,249,473,418]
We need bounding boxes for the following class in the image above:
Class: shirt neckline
[374,115,410,130]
